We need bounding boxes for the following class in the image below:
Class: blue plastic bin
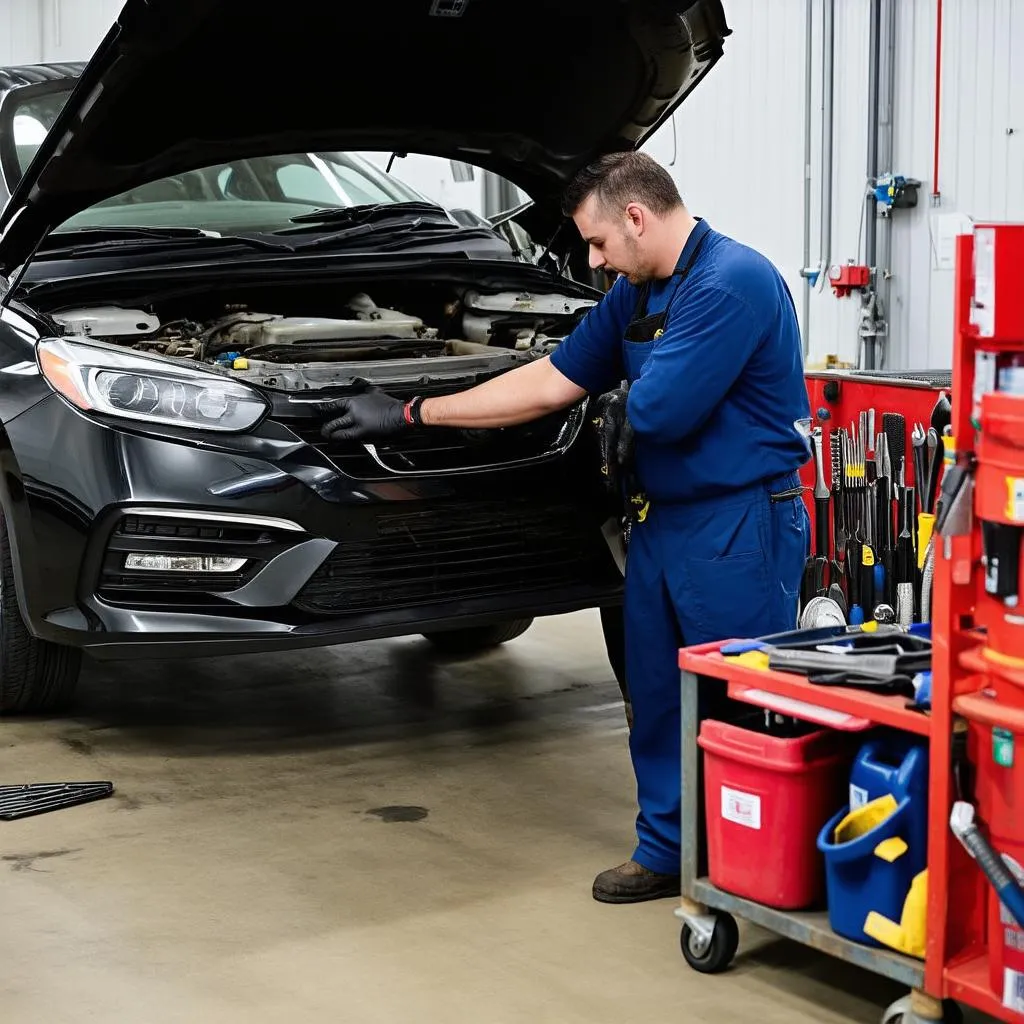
[816,792,925,946]
[848,732,928,857]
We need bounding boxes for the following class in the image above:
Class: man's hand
[592,388,635,496]
[320,389,413,442]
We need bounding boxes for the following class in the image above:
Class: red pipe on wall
[932,0,943,200]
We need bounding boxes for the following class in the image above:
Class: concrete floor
[0,610,954,1023]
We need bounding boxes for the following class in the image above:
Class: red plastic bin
[699,713,852,910]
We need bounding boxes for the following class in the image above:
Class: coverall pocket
[663,499,772,646]
[676,550,773,647]
[770,496,811,604]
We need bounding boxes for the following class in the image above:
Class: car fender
[0,419,45,631]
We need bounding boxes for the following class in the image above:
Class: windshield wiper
[282,201,449,233]
[40,226,294,256]
[287,218,496,253]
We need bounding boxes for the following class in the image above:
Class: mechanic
[318,152,812,905]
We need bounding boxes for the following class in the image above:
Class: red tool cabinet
[928,225,1024,1021]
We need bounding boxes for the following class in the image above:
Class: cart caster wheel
[680,912,739,974]
[881,995,963,1024]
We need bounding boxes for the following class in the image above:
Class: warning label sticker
[721,786,762,830]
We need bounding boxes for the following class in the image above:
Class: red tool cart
[927,224,1024,1022]
[674,223,1024,1023]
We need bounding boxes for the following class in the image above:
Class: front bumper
[2,394,622,659]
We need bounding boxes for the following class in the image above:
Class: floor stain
[3,848,82,873]
[60,736,94,756]
[366,806,429,823]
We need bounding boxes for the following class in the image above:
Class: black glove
[319,388,416,442]
[592,388,635,497]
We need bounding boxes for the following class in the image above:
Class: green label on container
[994,728,1015,768]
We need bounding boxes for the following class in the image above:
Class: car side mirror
[450,161,475,183]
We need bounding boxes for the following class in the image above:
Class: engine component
[459,289,594,348]
[53,306,160,338]
[47,286,591,376]
[206,293,430,355]
[461,290,596,316]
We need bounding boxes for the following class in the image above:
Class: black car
[0,0,730,714]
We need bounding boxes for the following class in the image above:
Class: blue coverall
[550,219,812,875]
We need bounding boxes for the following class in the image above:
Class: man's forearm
[419,355,586,428]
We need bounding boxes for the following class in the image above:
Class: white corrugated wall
[647,0,1024,371]
[0,0,123,65]
[3,0,1023,371]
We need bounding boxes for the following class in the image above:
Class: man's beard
[613,236,656,285]
[624,268,654,285]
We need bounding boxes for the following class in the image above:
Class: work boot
[592,860,681,904]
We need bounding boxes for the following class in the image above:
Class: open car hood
[0,0,730,275]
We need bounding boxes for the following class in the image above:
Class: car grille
[292,499,615,616]
[286,412,576,478]
[278,376,586,479]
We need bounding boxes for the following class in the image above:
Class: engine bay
[49,281,598,391]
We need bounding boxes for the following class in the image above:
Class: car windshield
[9,85,435,236]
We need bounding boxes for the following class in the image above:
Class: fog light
[124,554,247,573]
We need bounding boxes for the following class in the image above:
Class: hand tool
[766,645,931,679]
[912,421,928,509]
[902,470,923,619]
[882,412,907,488]
[863,409,876,484]
[874,432,893,604]
[930,390,952,437]
[800,556,826,607]
[895,482,916,587]
[811,427,831,564]
[829,429,846,587]
[951,801,1024,929]
[896,581,914,627]
[917,428,940,573]
[858,541,876,623]
[721,624,857,655]
[723,623,927,656]
[923,426,943,515]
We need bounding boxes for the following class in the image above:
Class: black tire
[0,512,81,714]
[680,914,740,975]
[422,618,533,655]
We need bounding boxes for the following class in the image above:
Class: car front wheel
[0,513,81,714]
[422,618,533,655]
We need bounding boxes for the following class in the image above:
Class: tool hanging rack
[803,388,951,630]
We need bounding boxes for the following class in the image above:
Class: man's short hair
[561,152,683,219]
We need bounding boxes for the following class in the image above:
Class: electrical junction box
[828,263,870,298]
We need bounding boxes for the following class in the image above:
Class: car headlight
[37,338,269,433]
